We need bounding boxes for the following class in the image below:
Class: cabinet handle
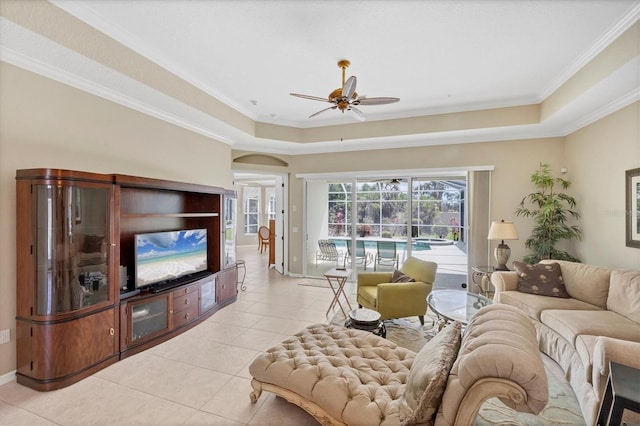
[185,288,190,294]
[184,313,190,319]
[109,328,115,336]
[110,243,116,247]
[185,299,190,305]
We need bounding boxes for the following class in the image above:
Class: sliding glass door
[303,174,469,284]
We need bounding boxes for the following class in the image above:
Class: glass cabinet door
[200,275,217,312]
[130,296,169,343]
[35,184,111,316]
[223,195,237,268]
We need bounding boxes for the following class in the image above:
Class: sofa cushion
[497,290,601,321]
[400,321,462,426]
[540,260,611,308]
[607,270,640,324]
[540,309,640,346]
[393,269,416,283]
[514,261,569,298]
[358,286,378,307]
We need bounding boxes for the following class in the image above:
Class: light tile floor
[0,246,333,425]
[0,245,580,426]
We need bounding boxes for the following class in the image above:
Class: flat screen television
[134,229,208,289]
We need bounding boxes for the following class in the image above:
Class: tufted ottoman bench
[249,304,548,425]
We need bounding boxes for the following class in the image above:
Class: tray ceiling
[1,0,638,154]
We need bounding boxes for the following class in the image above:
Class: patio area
[306,238,468,290]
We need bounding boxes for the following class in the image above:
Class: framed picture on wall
[626,168,640,248]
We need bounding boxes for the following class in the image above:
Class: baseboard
[288,272,303,278]
[0,370,16,386]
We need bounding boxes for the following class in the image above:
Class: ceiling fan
[380,178,404,190]
[290,60,400,121]
[367,177,405,190]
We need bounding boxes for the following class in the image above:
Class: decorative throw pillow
[82,235,104,253]
[514,261,570,298]
[607,270,640,323]
[392,269,415,283]
[399,321,462,426]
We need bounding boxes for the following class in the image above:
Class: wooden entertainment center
[15,169,238,391]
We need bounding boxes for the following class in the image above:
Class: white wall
[0,63,233,377]
[565,102,640,269]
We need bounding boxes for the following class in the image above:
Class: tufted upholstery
[249,324,414,425]
[436,304,548,425]
[249,305,548,426]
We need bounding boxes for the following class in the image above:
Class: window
[326,178,465,240]
[412,180,464,239]
[328,183,351,236]
[267,188,276,221]
[243,186,260,234]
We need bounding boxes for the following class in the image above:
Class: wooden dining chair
[258,226,270,253]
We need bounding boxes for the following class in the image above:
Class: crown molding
[561,88,640,135]
[2,8,637,157]
[49,0,259,122]
[538,3,640,102]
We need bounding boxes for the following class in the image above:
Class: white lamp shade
[487,220,519,241]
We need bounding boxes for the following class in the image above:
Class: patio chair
[315,240,344,266]
[374,240,398,270]
[345,240,373,270]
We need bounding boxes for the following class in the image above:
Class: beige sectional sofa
[491,260,640,425]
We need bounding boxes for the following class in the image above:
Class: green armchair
[357,256,437,325]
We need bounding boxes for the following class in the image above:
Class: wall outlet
[0,329,10,344]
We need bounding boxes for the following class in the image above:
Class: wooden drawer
[173,283,198,299]
[173,292,198,313]
[173,302,199,328]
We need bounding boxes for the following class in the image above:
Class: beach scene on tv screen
[136,229,207,286]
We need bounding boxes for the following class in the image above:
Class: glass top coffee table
[427,289,492,331]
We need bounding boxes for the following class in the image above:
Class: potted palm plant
[515,163,582,263]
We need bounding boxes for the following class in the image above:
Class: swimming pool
[330,238,433,251]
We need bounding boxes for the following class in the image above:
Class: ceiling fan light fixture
[290,59,399,120]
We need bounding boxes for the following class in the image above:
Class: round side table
[344,308,386,338]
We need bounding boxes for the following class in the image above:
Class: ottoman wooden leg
[250,379,263,403]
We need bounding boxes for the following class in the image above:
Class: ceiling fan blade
[349,106,366,121]
[290,93,331,103]
[355,97,400,105]
[342,75,357,99]
[309,106,337,118]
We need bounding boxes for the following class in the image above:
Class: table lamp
[487,220,518,271]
